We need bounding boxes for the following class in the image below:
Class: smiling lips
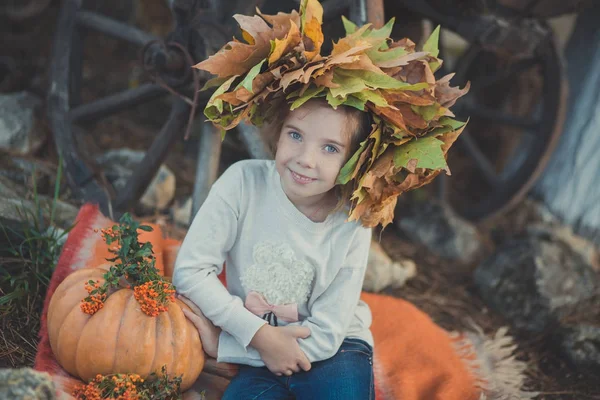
[290,169,316,184]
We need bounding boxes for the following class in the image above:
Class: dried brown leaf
[435,73,470,108]
[383,90,436,106]
[398,60,436,85]
[258,9,301,38]
[395,104,428,129]
[375,51,429,68]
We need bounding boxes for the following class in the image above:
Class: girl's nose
[297,148,317,168]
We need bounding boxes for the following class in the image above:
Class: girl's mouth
[289,169,316,184]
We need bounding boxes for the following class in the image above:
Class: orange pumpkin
[47,263,204,391]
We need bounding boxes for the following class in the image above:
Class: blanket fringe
[450,322,539,400]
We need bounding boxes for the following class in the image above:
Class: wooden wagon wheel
[438,29,567,221]
[48,0,206,218]
[47,0,382,220]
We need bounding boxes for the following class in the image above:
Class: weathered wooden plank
[533,8,600,244]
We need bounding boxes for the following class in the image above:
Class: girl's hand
[177,294,221,359]
[250,324,312,376]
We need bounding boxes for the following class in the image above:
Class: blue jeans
[222,338,374,400]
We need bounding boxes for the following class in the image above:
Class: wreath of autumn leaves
[194,0,470,227]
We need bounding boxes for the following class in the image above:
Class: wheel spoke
[69,26,85,107]
[70,83,168,123]
[462,104,540,130]
[459,130,502,187]
[472,57,539,90]
[76,11,157,46]
[323,0,349,20]
[113,98,190,214]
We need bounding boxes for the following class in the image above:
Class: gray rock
[560,324,600,370]
[0,92,45,155]
[475,237,599,334]
[0,368,56,400]
[363,240,417,292]
[96,148,175,210]
[0,155,57,194]
[0,175,79,231]
[396,200,487,264]
[172,196,193,227]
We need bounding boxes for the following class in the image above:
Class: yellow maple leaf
[268,19,302,65]
[303,17,324,60]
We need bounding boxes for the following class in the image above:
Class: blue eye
[289,131,302,141]
[324,145,339,154]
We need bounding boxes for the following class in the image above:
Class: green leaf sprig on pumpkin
[80,213,175,317]
[194,0,470,228]
[72,366,183,400]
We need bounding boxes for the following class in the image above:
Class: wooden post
[191,121,223,222]
[532,8,600,243]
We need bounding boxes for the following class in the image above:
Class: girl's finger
[182,308,199,324]
[177,295,202,314]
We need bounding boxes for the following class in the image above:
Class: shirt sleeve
[293,226,372,361]
[172,165,267,350]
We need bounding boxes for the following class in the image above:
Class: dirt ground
[1,0,599,399]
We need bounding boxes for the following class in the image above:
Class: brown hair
[260,98,372,212]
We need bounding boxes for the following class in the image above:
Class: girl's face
[275,100,350,207]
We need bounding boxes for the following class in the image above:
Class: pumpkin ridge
[148,311,160,375]
[56,304,86,370]
[165,305,176,377]
[170,309,177,374]
[110,292,135,372]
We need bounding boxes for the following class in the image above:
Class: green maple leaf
[238,59,266,93]
[342,15,357,34]
[205,75,237,119]
[393,136,448,172]
[290,86,325,109]
[341,95,367,110]
[353,90,389,107]
[337,139,368,184]
[423,25,440,57]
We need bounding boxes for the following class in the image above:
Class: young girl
[173,0,467,397]
[174,98,376,399]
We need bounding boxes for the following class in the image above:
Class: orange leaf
[313,70,340,88]
[241,29,255,45]
[280,67,307,90]
[303,17,324,60]
[269,20,302,65]
[331,25,372,56]
[322,42,373,71]
[370,105,408,131]
[194,15,274,78]
[383,90,436,106]
[300,62,325,83]
[374,51,428,68]
[302,0,323,27]
[337,54,385,74]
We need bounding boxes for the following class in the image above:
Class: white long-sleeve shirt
[173,159,373,366]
